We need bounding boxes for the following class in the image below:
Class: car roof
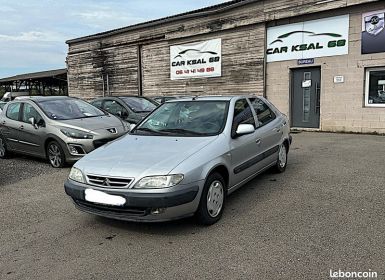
[165,95,263,102]
[10,96,77,103]
[93,95,150,100]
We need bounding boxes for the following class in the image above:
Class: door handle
[19,125,24,130]
[1,121,5,125]
[256,139,261,145]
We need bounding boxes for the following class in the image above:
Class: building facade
[66,0,385,133]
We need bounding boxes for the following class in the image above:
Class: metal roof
[0,68,67,83]
[66,0,256,44]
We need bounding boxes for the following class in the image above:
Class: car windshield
[37,98,106,120]
[132,101,229,137]
[120,97,157,113]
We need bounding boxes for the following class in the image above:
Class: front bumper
[64,136,122,163]
[64,179,202,222]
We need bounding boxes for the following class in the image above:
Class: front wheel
[275,143,288,173]
[47,141,66,168]
[195,173,226,225]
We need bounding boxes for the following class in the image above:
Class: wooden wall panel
[141,25,265,97]
[67,45,138,99]
[66,0,380,98]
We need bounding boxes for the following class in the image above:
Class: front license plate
[84,189,126,206]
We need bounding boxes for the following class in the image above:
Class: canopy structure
[0,68,67,96]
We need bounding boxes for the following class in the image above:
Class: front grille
[93,138,114,149]
[87,175,133,188]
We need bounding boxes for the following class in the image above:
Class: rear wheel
[0,135,9,159]
[275,143,288,173]
[196,173,226,225]
[47,141,66,168]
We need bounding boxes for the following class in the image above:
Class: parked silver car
[64,96,291,224]
[0,96,128,167]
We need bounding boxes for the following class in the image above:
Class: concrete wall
[266,2,385,133]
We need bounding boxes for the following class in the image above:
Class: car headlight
[60,128,94,139]
[69,167,85,183]
[134,174,184,189]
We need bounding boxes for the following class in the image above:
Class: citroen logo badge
[103,178,111,186]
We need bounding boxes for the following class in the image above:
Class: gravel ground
[0,155,54,187]
[0,132,384,280]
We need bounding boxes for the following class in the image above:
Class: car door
[17,102,47,156]
[249,98,283,167]
[1,102,23,151]
[229,98,262,186]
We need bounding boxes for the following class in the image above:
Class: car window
[120,97,157,113]
[103,100,128,117]
[134,101,229,137]
[22,103,44,124]
[91,100,103,109]
[231,99,255,138]
[6,103,21,121]
[37,98,105,120]
[249,98,276,127]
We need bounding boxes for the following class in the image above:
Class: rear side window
[6,103,21,121]
[250,98,276,127]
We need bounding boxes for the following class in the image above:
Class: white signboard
[334,76,345,84]
[267,15,349,62]
[170,39,221,80]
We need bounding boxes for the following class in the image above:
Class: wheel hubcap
[48,144,62,167]
[0,138,5,157]
[278,144,287,168]
[207,180,224,218]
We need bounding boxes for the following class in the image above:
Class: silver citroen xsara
[0,96,127,167]
[64,96,292,225]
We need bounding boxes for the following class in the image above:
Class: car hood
[56,115,123,132]
[76,135,218,180]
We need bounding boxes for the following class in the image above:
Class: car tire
[47,141,66,168]
[196,173,226,225]
[275,143,288,173]
[0,134,9,159]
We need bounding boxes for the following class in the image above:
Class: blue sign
[298,58,315,65]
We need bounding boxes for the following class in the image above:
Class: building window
[365,67,385,107]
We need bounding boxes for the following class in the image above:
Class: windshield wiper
[158,128,207,136]
[134,127,164,135]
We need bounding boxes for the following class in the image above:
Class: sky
[0,0,228,78]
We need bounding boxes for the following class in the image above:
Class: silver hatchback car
[64,96,291,224]
[0,96,128,167]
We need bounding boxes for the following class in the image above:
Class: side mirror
[28,117,38,129]
[129,123,136,132]
[236,124,255,136]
